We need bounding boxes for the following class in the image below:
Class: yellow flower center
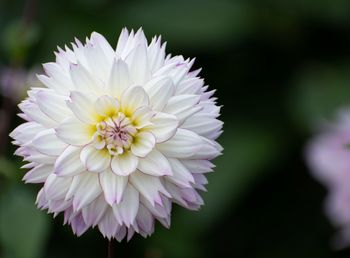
[92,112,137,156]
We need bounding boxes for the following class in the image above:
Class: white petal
[19,101,57,128]
[148,112,179,143]
[32,128,68,156]
[22,148,56,164]
[84,39,111,81]
[140,195,170,219]
[80,145,111,172]
[156,128,203,158]
[143,76,174,111]
[72,172,102,210]
[130,106,154,129]
[120,86,149,116]
[180,159,214,174]
[112,184,139,227]
[65,175,81,200]
[99,169,128,205]
[42,62,74,91]
[116,28,130,56]
[163,94,201,121]
[90,32,115,61]
[136,204,154,236]
[137,149,172,176]
[37,74,69,95]
[130,132,155,157]
[130,171,170,206]
[66,91,98,124]
[70,213,89,236]
[125,44,150,85]
[115,226,127,241]
[182,113,223,139]
[166,158,194,187]
[107,59,132,98]
[70,63,102,94]
[35,90,71,122]
[54,146,85,177]
[147,36,166,72]
[111,151,139,176]
[44,174,72,200]
[98,208,119,239]
[10,122,45,145]
[56,117,94,146]
[189,137,222,159]
[23,164,52,183]
[82,194,108,226]
[94,95,119,117]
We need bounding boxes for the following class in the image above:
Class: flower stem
[108,239,115,258]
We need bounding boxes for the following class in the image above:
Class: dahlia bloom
[10,28,223,240]
[306,109,350,247]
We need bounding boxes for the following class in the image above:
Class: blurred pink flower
[0,67,40,102]
[306,109,350,248]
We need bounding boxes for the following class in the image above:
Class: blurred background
[1,0,350,257]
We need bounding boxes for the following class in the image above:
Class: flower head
[10,28,223,240]
[306,109,350,248]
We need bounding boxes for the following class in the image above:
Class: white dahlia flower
[10,28,223,240]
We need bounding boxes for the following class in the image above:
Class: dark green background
[1,0,350,257]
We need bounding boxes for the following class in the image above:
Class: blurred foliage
[1,0,350,257]
[147,124,286,258]
[289,63,350,132]
[1,20,40,62]
[0,185,51,258]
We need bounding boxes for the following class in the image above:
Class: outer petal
[107,59,132,98]
[111,151,139,176]
[143,76,174,111]
[116,28,129,56]
[182,113,223,138]
[35,90,71,122]
[80,145,111,172]
[99,168,128,205]
[112,184,139,227]
[136,204,154,236]
[130,171,171,206]
[82,194,108,226]
[56,117,94,146]
[32,129,68,156]
[125,44,150,85]
[44,174,72,200]
[180,159,215,174]
[10,122,45,145]
[90,32,115,62]
[23,164,52,183]
[156,129,203,158]
[54,146,85,177]
[98,208,119,239]
[163,94,201,122]
[19,101,57,128]
[137,149,172,176]
[166,158,194,188]
[72,172,102,210]
[130,132,155,157]
[84,40,111,81]
[148,112,179,143]
[69,62,102,94]
[42,62,74,92]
